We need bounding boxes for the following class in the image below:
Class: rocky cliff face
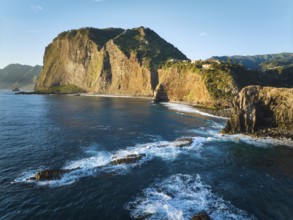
[36,27,187,96]
[224,86,293,138]
[154,61,242,108]
[155,65,215,106]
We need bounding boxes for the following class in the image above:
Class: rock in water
[191,211,211,220]
[34,169,71,181]
[111,154,146,165]
[173,137,193,147]
[224,85,293,137]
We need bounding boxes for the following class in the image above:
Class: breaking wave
[13,136,208,187]
[126,174,255,220]
[161,102,228,120]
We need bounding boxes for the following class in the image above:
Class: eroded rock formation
[224,85,293,138]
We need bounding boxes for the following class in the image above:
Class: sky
[0,0,292,68]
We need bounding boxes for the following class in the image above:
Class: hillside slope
[211,53,293,70]
[0,64,42,90]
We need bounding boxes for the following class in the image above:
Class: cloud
[93,0,105,2]
[31,5,43,12]
[200,32,207,37]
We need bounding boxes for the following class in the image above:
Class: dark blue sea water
[1,90,293,220]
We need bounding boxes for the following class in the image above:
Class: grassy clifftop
[113,27,188,68]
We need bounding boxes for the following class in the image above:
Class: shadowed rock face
[111,154,146,165]
[191,211,211,220]
[224,86,293,136]
[154,84,169,102]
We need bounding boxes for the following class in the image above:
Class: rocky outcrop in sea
[224,85,293,139]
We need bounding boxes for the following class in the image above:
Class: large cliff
[36,27,290,110]
[36,27,187,96]
[154,60,263,108]
[224,86,293,139]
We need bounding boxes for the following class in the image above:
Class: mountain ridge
[0,64,42,90]
[211,52,293,70]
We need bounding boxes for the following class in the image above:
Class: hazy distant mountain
[211,52,293,71]
[0,64,42,90]
[211,53,293,87]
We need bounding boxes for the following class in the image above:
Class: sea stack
[223,85,293,139]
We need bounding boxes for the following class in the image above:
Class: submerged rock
[34,169,71,181]
[191,211,211,220]
[224,86,293,139]
[111,154,146,165]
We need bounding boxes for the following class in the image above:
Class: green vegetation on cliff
[158,60,248,106]
[36,84,85,94]
[0,64,42,90]
[211,53,293,88]
[157,58,291,108]
[57,28,124,50]
[212,52,293,70]
[36,26,292,109]
[113,27,188,68]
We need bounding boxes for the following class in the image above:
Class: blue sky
[0,0,292,68]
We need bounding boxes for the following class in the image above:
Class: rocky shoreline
[223,86,293,141]
[15,89,293,142]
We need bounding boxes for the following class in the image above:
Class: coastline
[79,93,154,100]
[13,91,293,143]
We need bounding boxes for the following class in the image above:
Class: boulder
[111,154,146,165]
[191,211,211,220]
[173,137,193,147]
[223,86,293,138]
[34,169,71,181]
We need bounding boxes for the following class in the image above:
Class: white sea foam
[14,137,209,187]
[161,102,228,120]
[12,170,38,184]
[126,174,255,220]
[64,151,112,170]
[215,133,293,147]
[190,125,293,148]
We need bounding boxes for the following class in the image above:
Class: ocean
[0,90,293,220]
